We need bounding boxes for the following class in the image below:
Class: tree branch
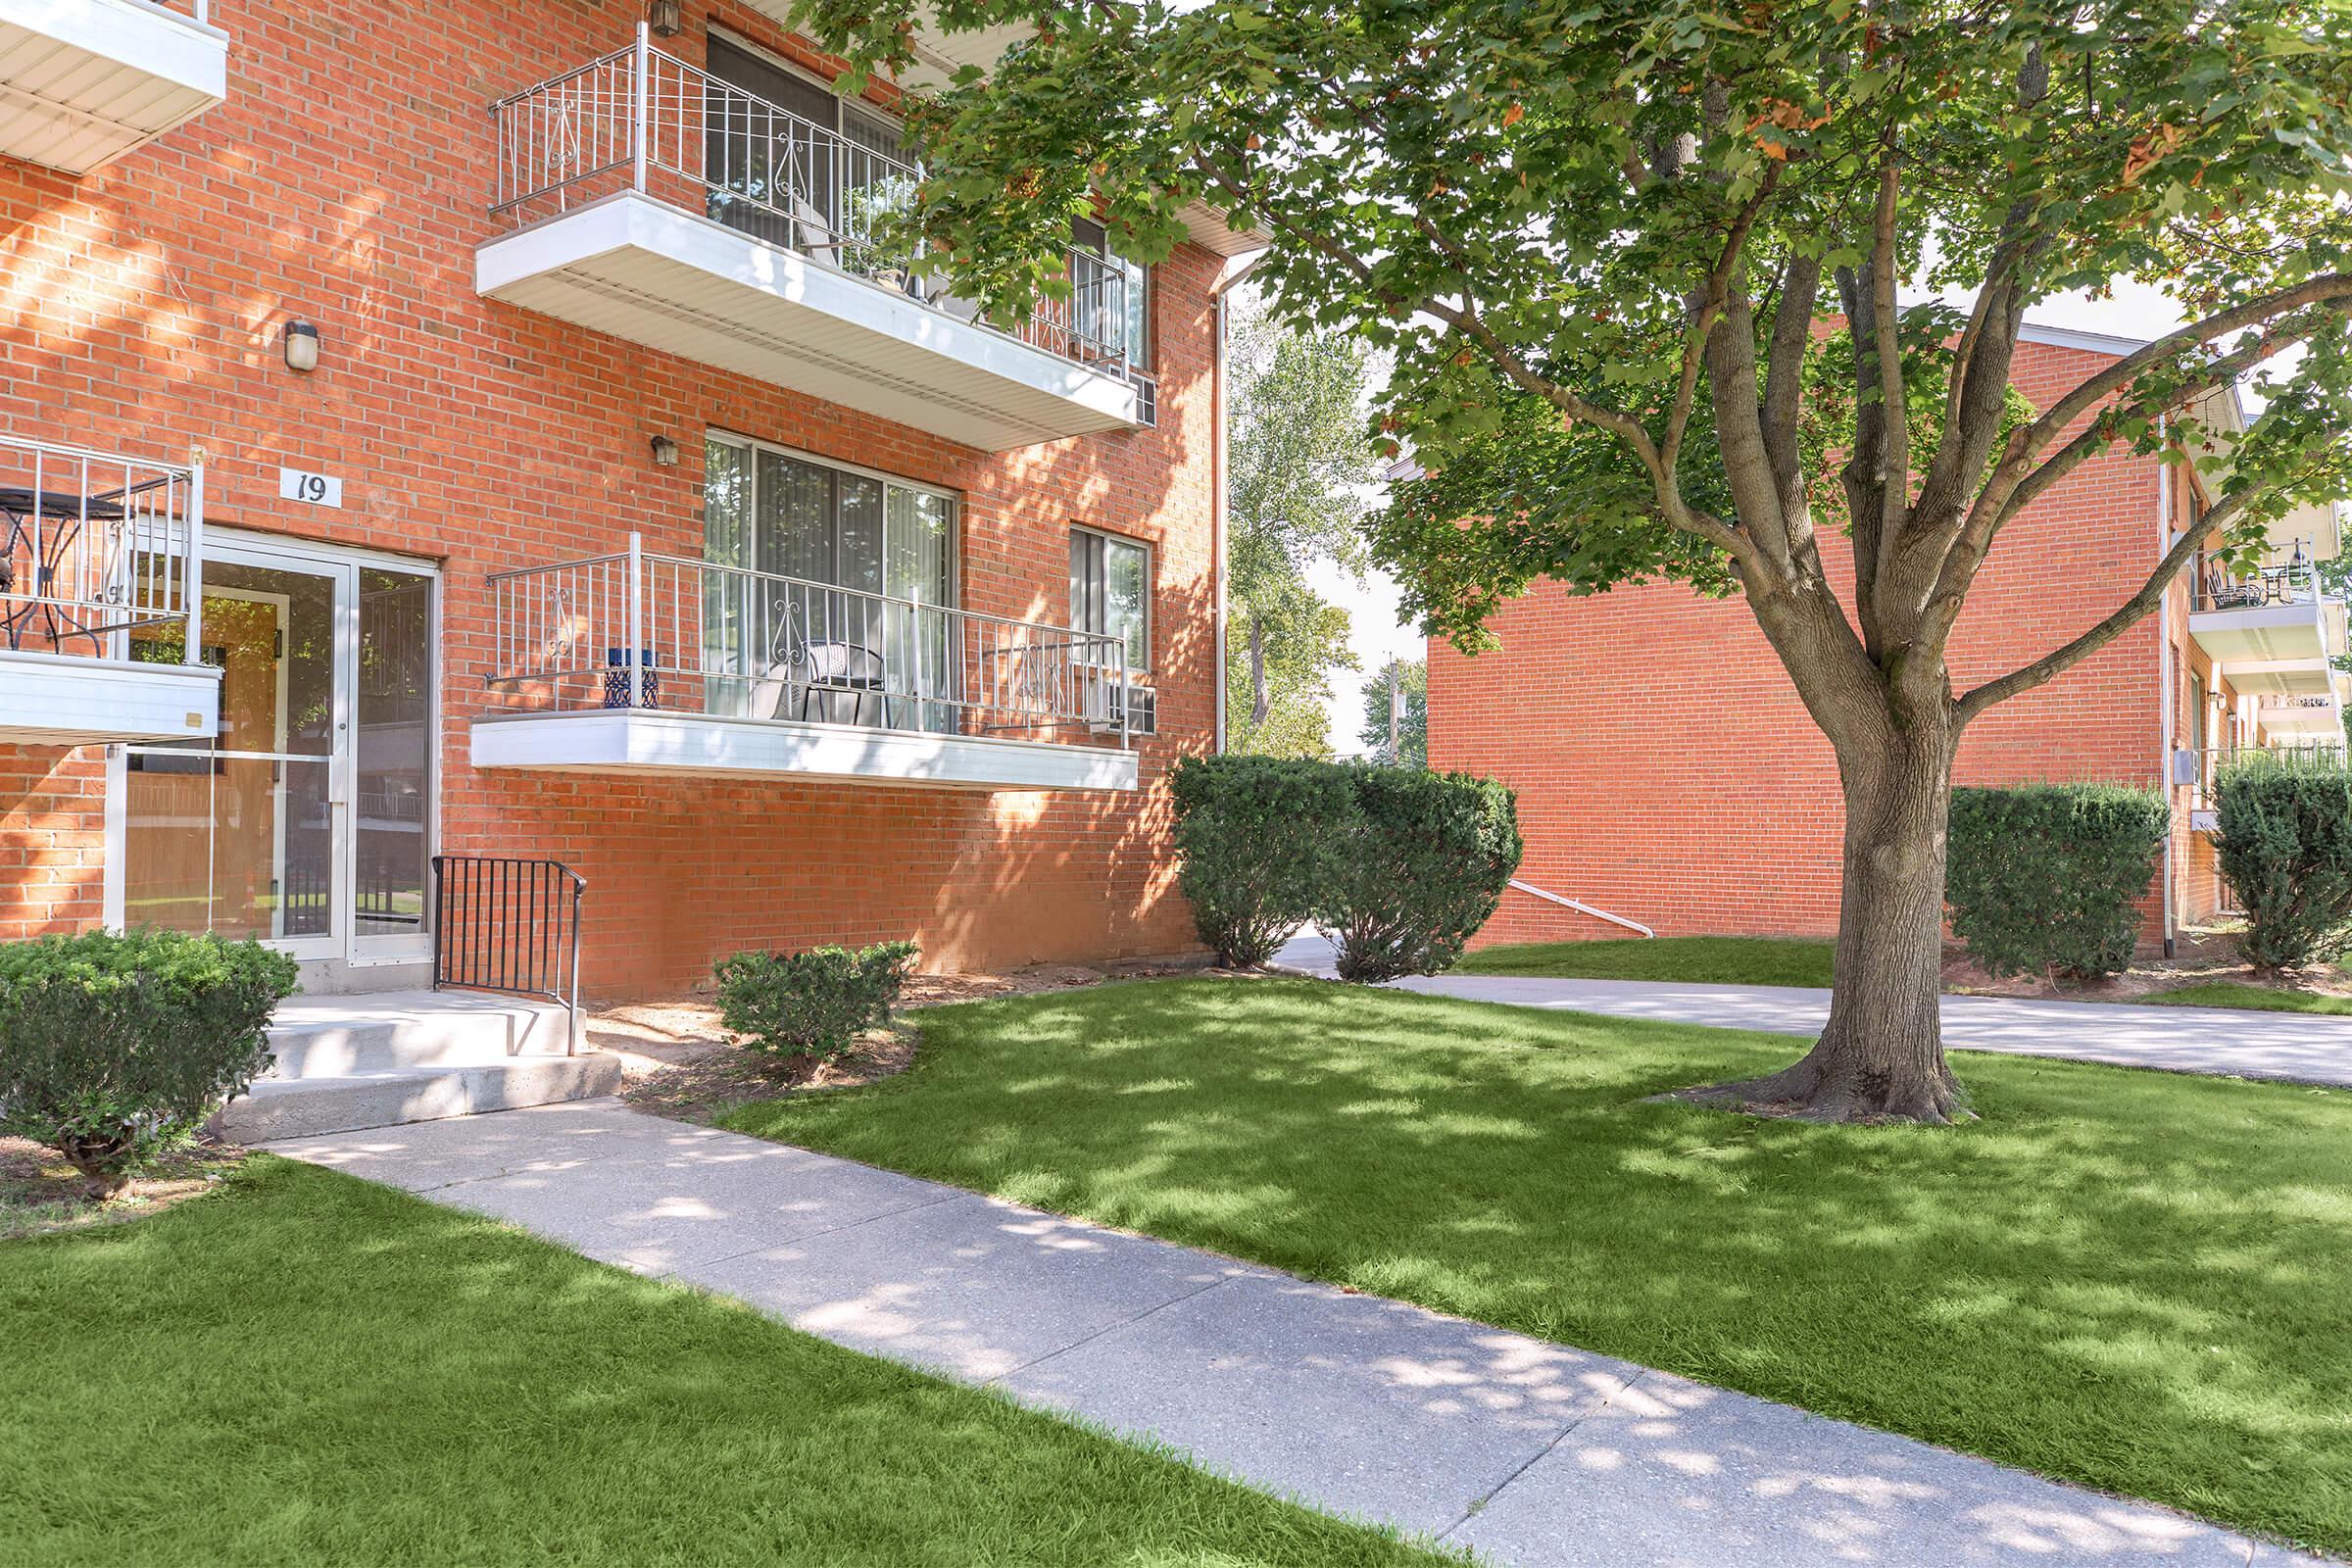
[1953,492,2243,724]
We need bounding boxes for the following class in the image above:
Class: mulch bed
[0,1137,244,1242]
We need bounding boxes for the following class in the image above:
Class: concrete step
[221,1054,622,1143]
[221,988,621,1143]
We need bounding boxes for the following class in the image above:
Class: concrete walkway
[1277,935,2352,1089]
[270,1101,2328,1567]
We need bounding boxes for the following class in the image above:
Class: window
[1071,217,1150,371]
[1070,527,1150,672]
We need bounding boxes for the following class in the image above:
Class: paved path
[1276,935,2352,1089]
[271,1101,2327,1567]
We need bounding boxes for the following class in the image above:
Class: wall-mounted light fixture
[282,320,319,373]
[649,435,681,466]
[649,0,683,36]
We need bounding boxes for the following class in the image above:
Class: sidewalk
[270,1101,2328,1568]
[1277,935,2352,1090]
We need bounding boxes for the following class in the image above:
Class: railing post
[566,872,585,1056]
[631,21,652,194]
[625,530,646,708]
[1118,640,1131,748]
[182,458,205,666]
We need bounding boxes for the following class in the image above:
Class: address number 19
[278,467,343,509]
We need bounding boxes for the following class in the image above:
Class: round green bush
[0,930,299,1192]
[1944,784,2169,979]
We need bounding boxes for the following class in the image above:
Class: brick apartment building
[1430,325,2349,956]
[0,1,1255,998]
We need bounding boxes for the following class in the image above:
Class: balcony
[2177,744,2347,834]
[470,536,1144,793]
[0,0,228,174]
[2187,547,2342,697]
[477,30,1144,452]
[0,432,219,746]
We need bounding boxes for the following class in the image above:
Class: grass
[0,1155,1458,1568]
[2144,982,2352,1015]
[1451,934,1837,986]
[725,979,2352,1556]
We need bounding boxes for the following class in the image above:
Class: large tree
[1359,656,1428,767]
[802,0,2352,1120]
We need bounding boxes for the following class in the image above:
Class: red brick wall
[1430,337,2182,949]
[0,1,1216,992]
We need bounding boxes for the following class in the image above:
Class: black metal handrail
[429,855,586,1054]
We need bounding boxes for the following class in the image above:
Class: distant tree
[1222,294,1381,752]
[794,0,2352,1124]
[1358,657,1428,767]
[1227,580,1357,757]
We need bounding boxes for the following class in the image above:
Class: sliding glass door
[703,435,955,730]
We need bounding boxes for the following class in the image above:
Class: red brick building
[0,1,1254,998]
[1428,327,2347,955]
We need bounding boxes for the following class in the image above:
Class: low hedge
[1317,763,1523,983]
[1944,783,2169,979]
[0,929,298,1192]
[714,940,919,1079]
[1171,755,1353,967]
[1171,755,1522,980]
[2214,755,2352,970]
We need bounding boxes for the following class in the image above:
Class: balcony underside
[2188,604,2335,695]
[2258,700,2343,739]
[477,193,1141,453]
[0,649,219,746]
[0,0,227,173]
[469,710,1138,793]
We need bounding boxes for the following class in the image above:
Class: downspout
[2157,420,2177,957]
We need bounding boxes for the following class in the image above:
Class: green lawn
[1452,934,1837,986]
[2146,982,2352,1015]
[726,980,2352,1557]
[0,1156,1455,1568]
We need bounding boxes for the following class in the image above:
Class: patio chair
[742,598,894,728]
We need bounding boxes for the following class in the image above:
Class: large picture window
[1070,527,1151,674]
[703,434,956,728]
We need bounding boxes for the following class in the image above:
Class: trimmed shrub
[2214,755,2352,970]
[1171,754,1353,967]
[715,940,918,1078]
[1318,763,1524,983]
[1945,783,2169,979]
[0,930,298,1193]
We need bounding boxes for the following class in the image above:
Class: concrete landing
[219,990,620,1142]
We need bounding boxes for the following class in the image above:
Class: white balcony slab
[2188,598,2334,689]
[0,0,227,174]
[0,647,218,745]
[470,708,1138,793]
[476,193,1141,453]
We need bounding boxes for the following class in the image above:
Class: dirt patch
[0,1137,243,1242]
[1937,925,2352,1003]
[606,957,1209,1124]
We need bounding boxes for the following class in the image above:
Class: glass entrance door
[120,540,435,963]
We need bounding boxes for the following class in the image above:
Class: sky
[1310,279,2211,756]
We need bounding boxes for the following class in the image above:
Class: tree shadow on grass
[724,979,2352,1557]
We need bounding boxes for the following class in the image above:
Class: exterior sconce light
[282,320,319,373]
[649,435,681,466]
[649,1,683,36]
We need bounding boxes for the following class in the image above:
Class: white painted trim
[2016,320,2151,358]
[0,0,229,173]
[470,710,1139,792]
[0,648,220,746]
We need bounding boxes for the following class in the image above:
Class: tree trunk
[1249,613,1271,728]
[1697,732,1968,1123]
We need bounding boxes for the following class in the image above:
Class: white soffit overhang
[0,0,229,174]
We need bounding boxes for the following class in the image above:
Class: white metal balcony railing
[2176,743,2348,808]
[2191,545,2323,613]
[487,28,1146,395]
[1,433,204,662]
[485,535,1145,748]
